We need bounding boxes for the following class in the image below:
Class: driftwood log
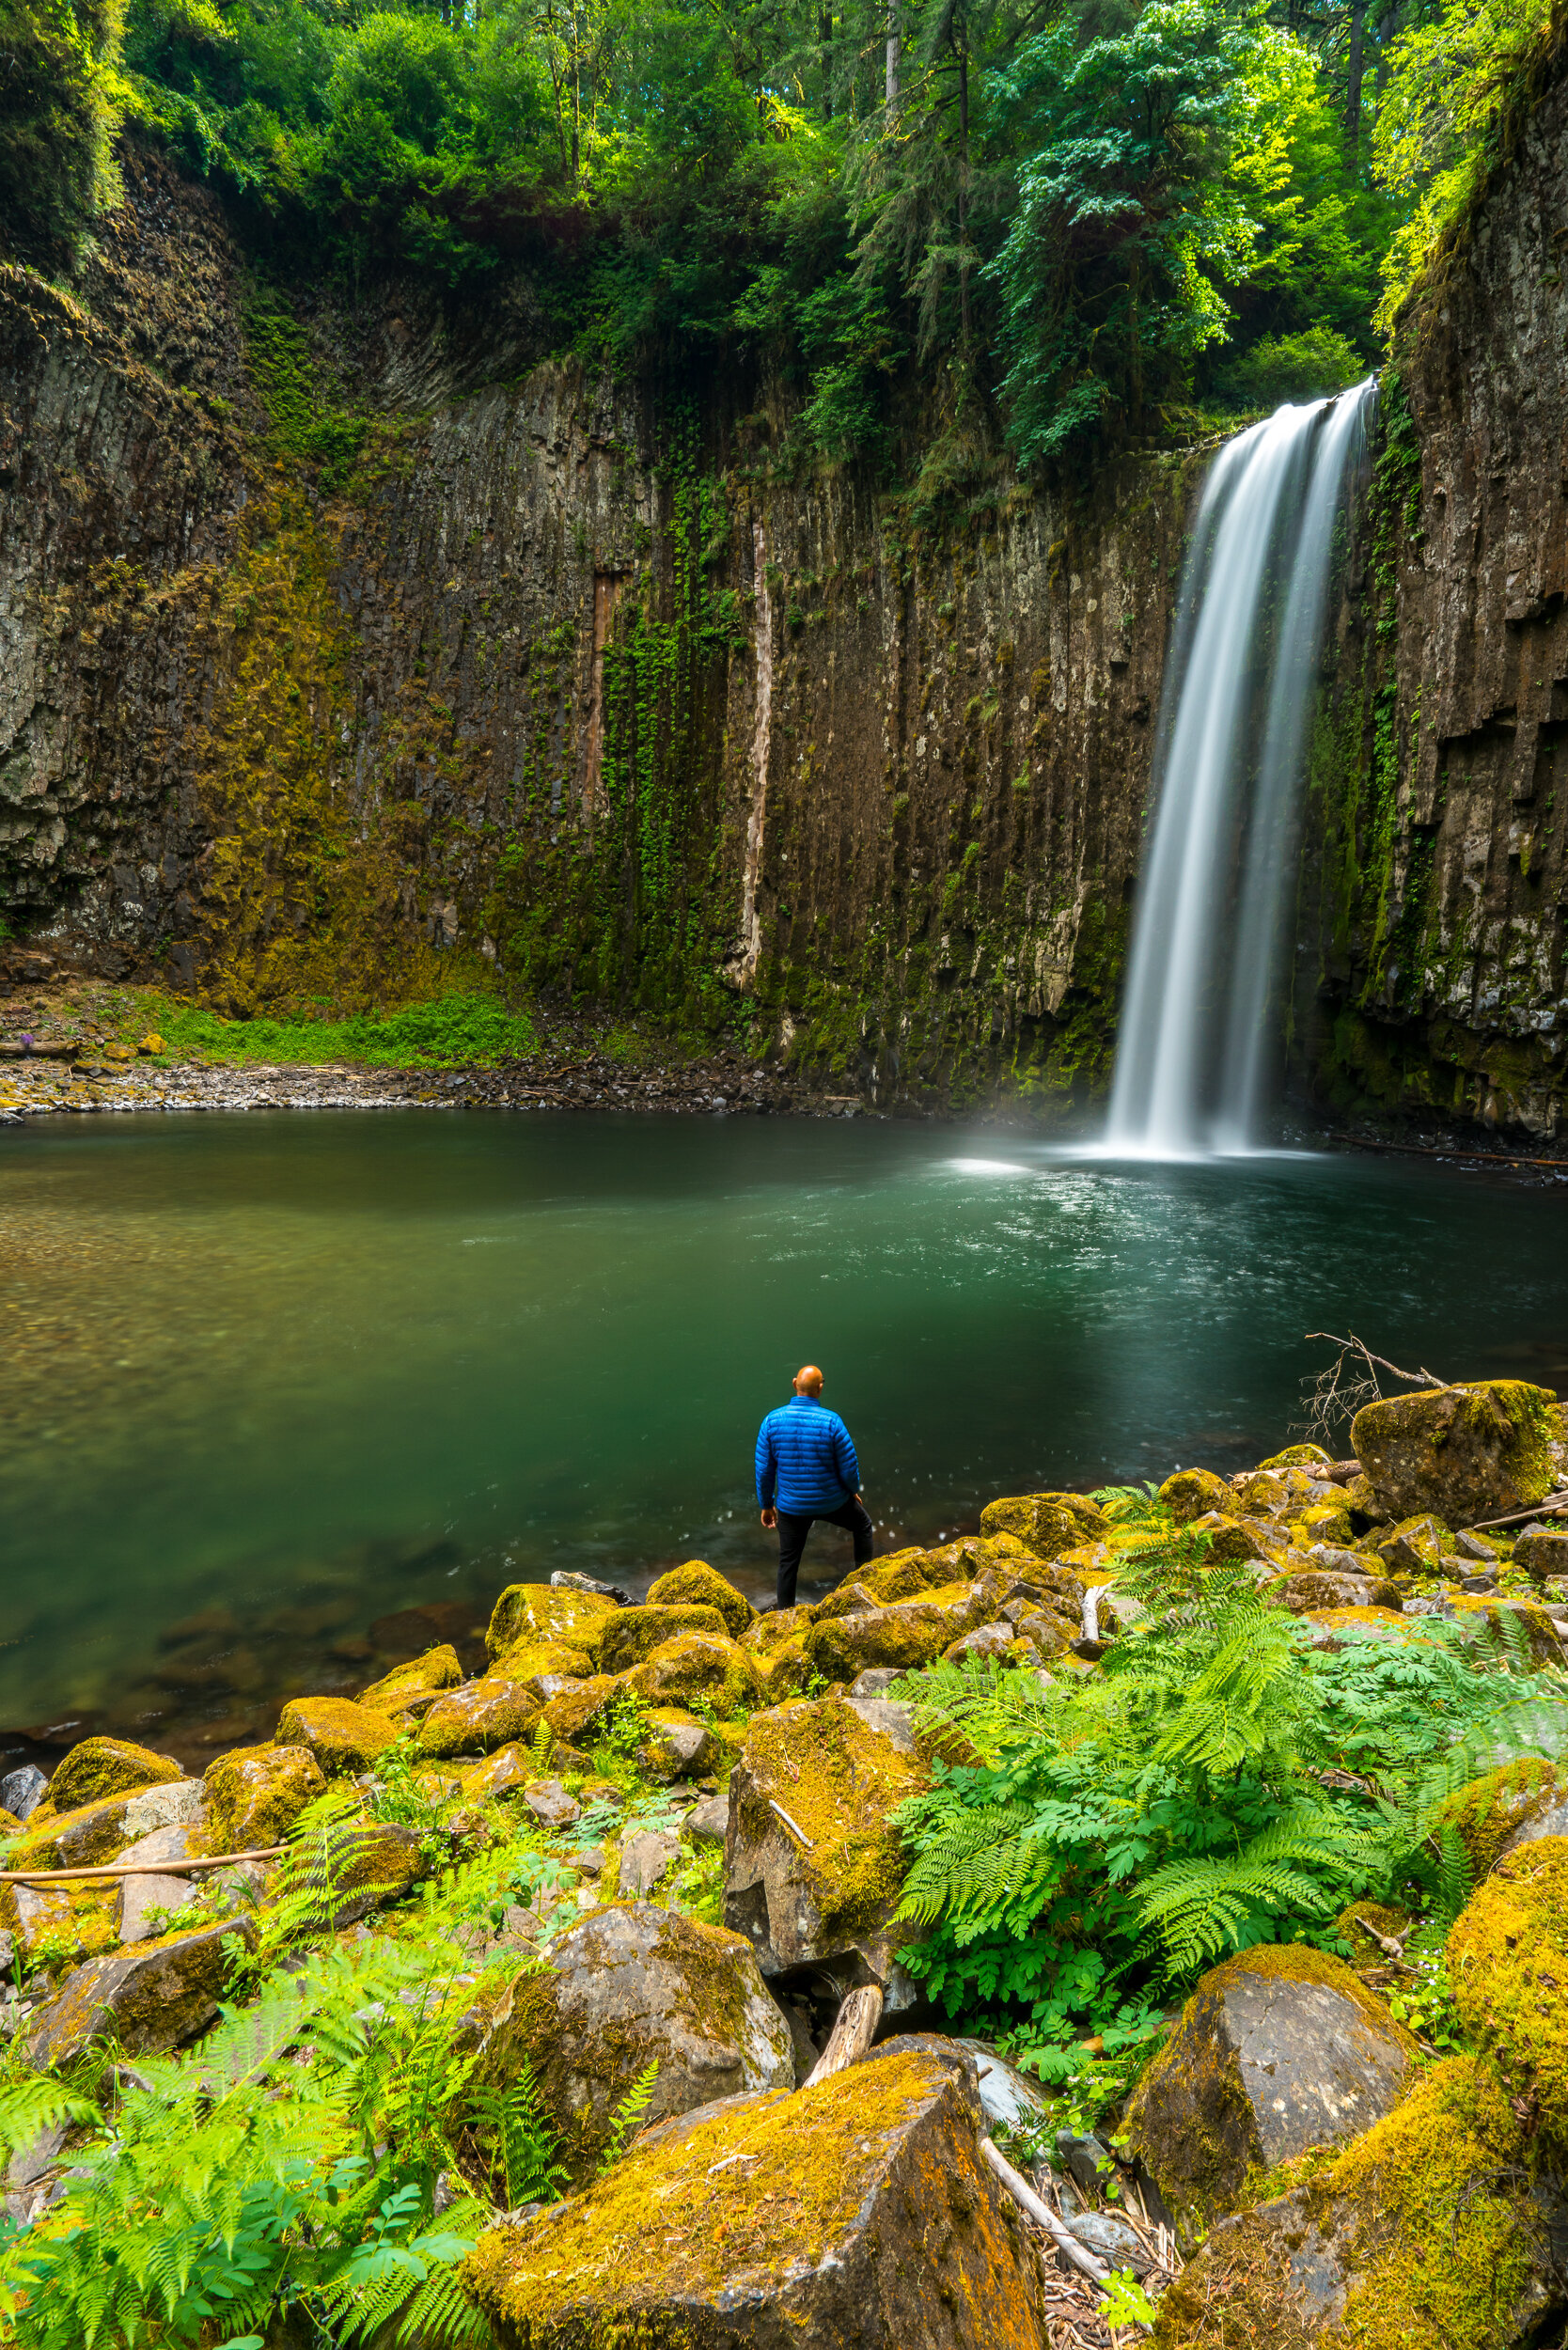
[0,1844,285,1886]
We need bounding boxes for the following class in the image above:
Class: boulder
[0,1765,47,1822]
[625,1631,758,1716]
[1514,1527,1568,1584]
[619,1827,680,1895]
[802,1585,989,1683]
[550,1569,635,1606]
[541,1674,623,1746]
[1234,1466,1339,1523]
[645,1560,755,1637]
[1436,1759,1566,1878]
[1362,1512,1450,1578]
[274,1696,399,1774]
[723,1692,928,1991]
[475,1902,792,2183]
[1268,1569,1403,1614]
[943,1621,1020,1663]
[1159,1468,1235,1523]
[741,1604,816,1653]
[486,1582,619,1667]
[808,1580,885,1624]
[118,1864,199,1946]
[1351,1379,1560,1526]
[462,1745,535,1803]
[1301,1605,1417,1650]
[1152,2055,1565,2350]
[1449,1836,1568,2152]
[979,1490,1111,1555]
[750,1637,817,1703]
[1255,1444,1333,1471]
[5,1791,149,1872]
[1446,1591,1562,1664]
[495,1641,595,1697]
[1123,1944,1418,2247]
[599,1604,731,1675]
[418,1677,541,1757]
[121,1778,206,1838]
[204,1743,325,1848]
[463,2044,1049,2350]
[20,1916,258,2069]
[684,1794,729,1846]
[1,1881,119,1966]
[41,1738,181,1813]
[358,1644,464,1710]
[522,1778,580,1831]
[1185,1511,1275,1565]
[639,1708,719,1779]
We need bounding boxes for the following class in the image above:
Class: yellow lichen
[1449,1834,1568,2152]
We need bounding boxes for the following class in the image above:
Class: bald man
[755,1364,874,1609]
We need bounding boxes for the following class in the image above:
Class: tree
[0,0,128,266]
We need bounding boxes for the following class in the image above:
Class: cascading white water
[1105,382,1376,1157]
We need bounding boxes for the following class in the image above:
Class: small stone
[1460,1572,1499,1593]
[462,1744,533,1802]
[619,1827,679,1894]
[522,1778,581,1830]
[683,1794,729,1846]
[638,1711,717,1779]
[0,1767,47,1823]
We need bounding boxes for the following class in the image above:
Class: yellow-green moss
[358,1644,463,1710]
[487,1584,619,1666]
[42,1737,182,1812]
[627,1632,758,1716]
[1351,1380,1559,1524]
[1256,1445,1332,1471]
[274,1694,399,1773]
[1449,1836,1568,2154]
[6,1792,145,1873]
[486,1639,594,1693]
[738,1693,928,1941]
[599,1606,731,1676]
[1435,1759,1562,1879]
[978,1490,1112,1555]
[1159,1468,1234,1524]
[204,1741,326,1849]
[543,1673,624,1745]
[644,1561,753,1637]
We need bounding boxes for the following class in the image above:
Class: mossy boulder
[808,1579,884,1625]
[645,1560,754,1637]
[5,1790,153,1873]
[204,1743,326,1849]
[488,1640,594,1696]
[541,1673,624,1746]
[1362,1512,1451,1577]
[723,1692,929,1989]
[20,1915,259,2070]
[599,1604,730,1675]
[1351,1379,1559,1526]
[1256,1444,1333,1471]
[485,1582,619,1668]
[741,1602,816,1653]
[418,1676,541,1757]
[358,1644,463,1710]
[626,1630,758,1716]
[41,1737,181,1813]
[638,1708,719,1780]
[463,2045,1048,2350]
[979,1489,1112,1556]
[1435,1759,1565,1879]
[1268,1569,1403,1615]
[1186,1511,1276,1565]
[1515,1527,1568,1583]
[1123,1943,1418,2248]
[1446,1592,1562,1665]
[1,1879,120,1967]
[751,1636,817,1702]
[475,1902,792,2185]
[274,1695,400,1774]
[801,1584,990,1684]
[855,1550,955,1603]
[1152,2056,1558,2350]
[1159,1467,1234,1524]
[1449,1836,1568,2154]
[1235,1465,1335,1523]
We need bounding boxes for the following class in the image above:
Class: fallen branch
[980,2136,1110,2286]
[0,1845,284,1886]
[802,1985,883,2088]
[768,1799,814,1850]
[1329,1131,1568,1172]
[1467,1492,1568,1533]
[1304,1333,1448,1391]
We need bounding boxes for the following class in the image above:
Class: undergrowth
[129,992,541,1069]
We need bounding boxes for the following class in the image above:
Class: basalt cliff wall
[3,52,1568,1131]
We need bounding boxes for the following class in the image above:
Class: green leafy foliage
[133,989,539,1068]
[0,0,128,267]
[595,2059,659,2175]
[890,1538,1568,2074]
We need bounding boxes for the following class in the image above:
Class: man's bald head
[793,1364,824,1396]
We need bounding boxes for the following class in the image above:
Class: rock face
[463,2045,1050,2350]
[20,1917,257,2068]
[723,1694,928,1995]
[478,1902,792,2183]
[1351,1383,1560,1525]
[1124,1945,1418,2245]
[1152,2056,1566,2350]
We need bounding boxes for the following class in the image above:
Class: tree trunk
[821,6,833,118]
[1346,0,1368,162]
[802,1984,883,2087]
[886,0,901,113]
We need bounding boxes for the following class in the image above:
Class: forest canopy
[0,0,1559,462]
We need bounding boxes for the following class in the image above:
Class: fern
[467,2065,568,2209]
[0,2076,98,2159]
[596,2060,659,2175]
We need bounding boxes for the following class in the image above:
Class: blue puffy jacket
[755,1394,861,1513]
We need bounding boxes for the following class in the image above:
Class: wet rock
[41,1738,182,1813]
[418,1677,541,1757]
[0,1767,47,1822]
[485,1582,619,1668]
[522,1779,580,1831]
[645,1560,755,1637]
[1154,2056,1564,2350]
[463,2044,1049,2350]
[476,1902,792,2184]
[1269,1569,1403,1613]
[1351,1380,1560,1526]
[1123,1944,1417,2246]
[358,1643,463,1710]
[550,1569,634,1606]
[275,1696,399,1774]
[204,1742,325,1847]
[1159,1467,1235,1523]
[638,1708,718,1779]
[619,1827,679,1894]
[801,1586,989,1682]
[626,1630,759,1715]
[1514,1528,1568,1583]
[599,1604,731,1674]
[980,1489,1112,1555]
[20,1916,258,2068]
[723,1692,928,1992]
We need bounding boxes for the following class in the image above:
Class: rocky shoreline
[4,1376,1568,2344]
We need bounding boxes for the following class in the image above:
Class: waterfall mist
[1105,382,1376,1157]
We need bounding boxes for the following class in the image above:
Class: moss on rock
[1435,1759,1563,1879]
[1256,1444,1333,1471]
[626,1631,758,1716]
[42,1738,182,1813]
[1351,1380,1559,1525]
[600,1605,732,1676]
[1449,1834,1568,2155]
[645,1561,754,1637]
[275,1695,400,1774]
[978,1490,1112,1556]
[418,1675,541,1757]
[358,1644,463,1710]
[1159,1468,1235,1524]
[204,1742,326,1849]
[486,1583,620,1668]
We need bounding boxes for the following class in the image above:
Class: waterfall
[1105,381,1376,1157]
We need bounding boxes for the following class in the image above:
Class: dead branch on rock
[1294,1331,1449,1449]
[801,1985,883,2086]
[0,1844,285,1885]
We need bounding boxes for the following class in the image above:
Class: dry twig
[1294,1331,1448,1449]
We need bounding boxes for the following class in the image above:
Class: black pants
[776,1496,874,1610]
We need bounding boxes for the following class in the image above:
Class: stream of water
[5,1109,1566,1758]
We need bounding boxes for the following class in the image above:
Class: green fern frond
[597,2060,659,2176]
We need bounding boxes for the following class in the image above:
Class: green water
[4,1111,1566,1755]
